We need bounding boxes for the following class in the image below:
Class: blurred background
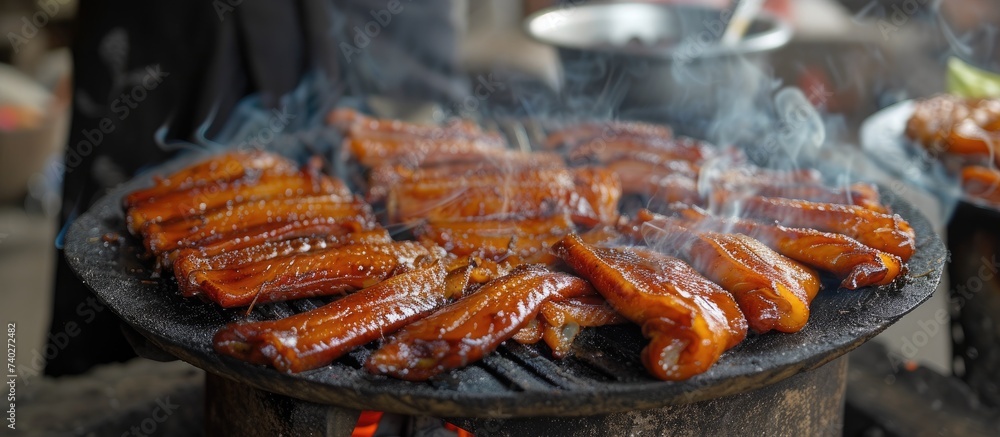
[0,0,998,435]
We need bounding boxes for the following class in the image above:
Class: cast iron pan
[63,156,945,418]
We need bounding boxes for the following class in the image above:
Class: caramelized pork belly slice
[193,241,438,308]
[570,167,622,227]
[616,172,703,207]
[143,195,375,255]
[728,195,916,261]
[703,166,823,187]
[962,165,1000,204]
[126,170,350,233]
[539,296,628,359]
[633,216,819,333]
[366,152,565,202]
[416,215,576,265]
[724,182,887,213]
[671,208,903,289]
[329,107,485,137]
[157,218,379,268]
[173,229,393,296]
[906,95,1000,158]
[366,264,593,381]
[214,260,458,373]
[344,127,507,168]
[388,167,618,226]
[905,94,969,148]
[555,234,746,380]
[568,136,714,164]
[124,150,299,209]
[544,120,674,150]
[606,158,700,180]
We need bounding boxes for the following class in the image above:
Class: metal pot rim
[523,1,793,60]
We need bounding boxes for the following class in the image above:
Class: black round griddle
[63,160,945,418]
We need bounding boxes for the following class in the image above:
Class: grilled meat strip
[672,208,904,289]
[727,196,916,261]
[631,216,819,333]
[127,170,349,233]
[213,260,461,373]
[123,150,299,209]
[366,153,566,202]
[555,234,747,380]
[366,264,593,381]
[962,165,1000,204]
[568,136,714,164]
[193,241,438,307]
[156,218,381,269]
[416,215,576,265]
[173,229,393,296]
[142,195,374,255]
[388,167,620,226]
[544,120,674,150]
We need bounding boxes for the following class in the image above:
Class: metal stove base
[205,356,846,437]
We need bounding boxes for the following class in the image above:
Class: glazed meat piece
[571,167,623,227]
[906,95,1000,159]
[214,260,461,373]
[539,296,628,359]
[124,150,299,208]
[329,107,485,137]
[633,216,819,333]
[387,167,574,223]
[671,208,903,289]
[173,229,393,296]
[388,167,619,226]
[606,158,700,180]
[366,152,565,202]
[568,136,715,164]
[344,121,507,168]
[962,165,1000,204]
[555,234,747,380]
[193,241,438,307]
[615,172,703,208]
[127,170,350,233]
[156,219,382,268]
[544,121,674,150]
[728,196,916,261]
[143,196,376,255]
[416,215,576,265]
[720,182,887,214]
[366,264,593,381]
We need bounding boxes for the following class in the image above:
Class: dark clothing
[47,0,463,376]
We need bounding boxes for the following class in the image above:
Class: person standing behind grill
[47,0,468,376]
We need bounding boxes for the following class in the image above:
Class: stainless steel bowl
[524,2,793,129]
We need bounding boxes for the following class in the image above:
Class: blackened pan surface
[64,157,945,418]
